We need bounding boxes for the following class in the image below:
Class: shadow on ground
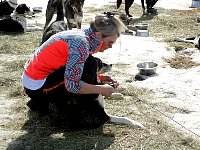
[6,111,115,150]
[129,8,158,24]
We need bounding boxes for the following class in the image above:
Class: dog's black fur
[55,55,112,129]
[40,20,68,45]
[26,54,112,129]
[0,0,17,17]
[44,0,84,30]
[117,0,158,17]
[0,3,33,32]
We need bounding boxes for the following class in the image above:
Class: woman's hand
[78,76,119,97]
[99,84,115,97]
[100,75,119,89]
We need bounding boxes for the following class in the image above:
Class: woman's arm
[77,82,115,97]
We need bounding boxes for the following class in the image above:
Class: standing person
[22,12,127,128]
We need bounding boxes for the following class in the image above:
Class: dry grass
[0,3,200,150]
[117,4,200,69]
[165,54,200,69]
[84,4,200,69]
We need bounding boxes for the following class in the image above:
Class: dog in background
[40,20,67,45]
[0,3,34,33]
[44,0,84,30]
[0,0,18,18]
[117,0,158,17]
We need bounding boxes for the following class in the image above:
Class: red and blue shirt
[22,27,102,93]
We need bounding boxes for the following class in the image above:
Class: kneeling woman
[22,13,127,129]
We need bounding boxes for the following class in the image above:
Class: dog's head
[95,57,112,74]
[41,21,68,45]
[15,3,34,16]
[65,0,85,17]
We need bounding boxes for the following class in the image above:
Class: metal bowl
[137,61,158,76]
[136,29,149,37]
[33,7,43,13]
[191,0,200,8]
[135,23,149,30]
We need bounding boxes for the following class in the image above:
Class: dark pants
[25,55,109,129]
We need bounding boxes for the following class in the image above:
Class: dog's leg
[146,0,156,14]
[117,0,122,8]
[44,0,57,29]
[76,15,83,29]
[77,22,81,29]
[125,0,134,17]
[96,95,143,128]
[146,0,152,14]
[95,94,105,108]
[109,115,144,128]
[56,1,64,21]
[67,18,73,30]
[141,0,146,14]
[174,37,195,44]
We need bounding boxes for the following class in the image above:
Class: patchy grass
[84,4,200,69]
[0,3,200,150]
[115,4,200,69]
[3,82,200,150]
[0,31,41,54]
[165,54,200,69]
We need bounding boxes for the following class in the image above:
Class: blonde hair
[90,13,127,37]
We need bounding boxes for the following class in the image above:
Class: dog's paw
[115,85,127,92]
[110,93,124,100]
[129,120,144,128]
[109,115,144,128]
[122,117,144,128]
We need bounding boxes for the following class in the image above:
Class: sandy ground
[1,0,200,142]
[94,35,200,139]
[95,0,200,139]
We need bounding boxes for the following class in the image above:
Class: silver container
[136,29,149,37]
[137,61,158,76]
[135,23,149,30]
[191,0,200,8]
[33,7,43,13]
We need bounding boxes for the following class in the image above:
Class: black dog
[47,55,143,129]
[117,0,158,17]
[40,20,68,45]
[0,0,18,18]
[0,3,34,33]
[44,0,84,30]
